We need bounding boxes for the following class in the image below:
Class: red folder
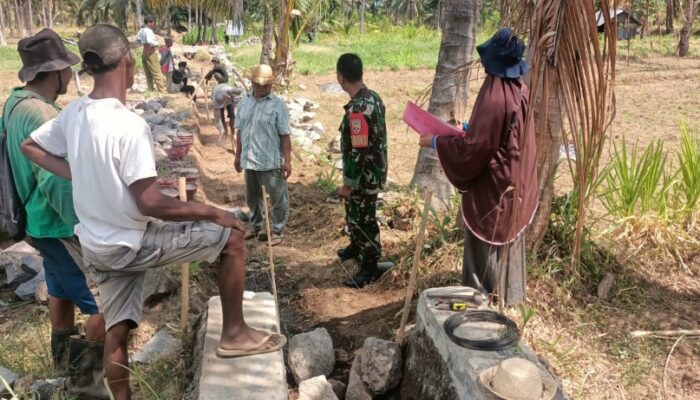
[402,101,465,137]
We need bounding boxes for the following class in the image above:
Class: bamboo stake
[630,329,700,338]
[230,67,249,92]
[178,177,190,333]
[397,190,433,345]
[261,186,281,335]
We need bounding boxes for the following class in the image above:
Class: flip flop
[216,332,287,358]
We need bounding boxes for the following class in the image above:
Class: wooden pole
[630,329,700,338]
[230,67,249,92]
[397,190,433,344]
[262,186,281,335]
[178,177,190,333]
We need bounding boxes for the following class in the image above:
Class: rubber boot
[51,326,78,376]
[66,335,110,400]
[337,244,360,261]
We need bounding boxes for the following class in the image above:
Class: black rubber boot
[51,326,78,376]
[343,262,382,288]
[66,335,110,400]
[337,244,361,261]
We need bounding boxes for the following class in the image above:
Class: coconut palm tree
[409,0,480,210]
[678,0,695,56]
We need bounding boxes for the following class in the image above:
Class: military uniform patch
[349,112,369,148]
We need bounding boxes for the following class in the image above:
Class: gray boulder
[142,269,179,303]
[132,330,181,364]
[298,375,339,400]
[288,328,335,384]
[360,337,402,395]
[15,266,45,301]
[145,114,165,125]
[20,255,43,275]
[4,241,39,255]
[346,352,372,400]
[1,253,33,288]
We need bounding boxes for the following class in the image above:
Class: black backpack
[0,97,35,240]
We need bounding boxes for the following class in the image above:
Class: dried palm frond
[510,0,618,268]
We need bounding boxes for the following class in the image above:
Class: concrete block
[401,287,565,400]
[194,294,287,400]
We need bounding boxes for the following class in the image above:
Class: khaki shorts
[82,220,231,331]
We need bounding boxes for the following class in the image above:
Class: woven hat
[477,27,529,79]
[479,358,557,400]
[249,64,274,85]
[78,24,130,69]
[17,29,81,82]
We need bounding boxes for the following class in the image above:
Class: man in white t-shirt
[135,16,165,92]
[22,24,286,400]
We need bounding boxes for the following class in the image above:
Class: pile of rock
[285,97,325,156]
[126,98,193,162]
[238,36,262,47]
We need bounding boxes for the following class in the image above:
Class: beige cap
[78,23,130,68]
[249,64,274,85]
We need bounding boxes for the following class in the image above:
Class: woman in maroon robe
[419,28,538,305]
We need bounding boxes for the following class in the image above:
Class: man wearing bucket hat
[136,15,165,92]
[22,24,286,400]
[2,28,107,393]
[418,28,538,305]
[234,64,292,246]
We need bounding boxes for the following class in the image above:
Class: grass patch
[0,309,53,378]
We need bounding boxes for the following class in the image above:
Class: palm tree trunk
[166,3,172,37]
[260,5,274,65]
[666,0,675,32]
[14,0,25,38]
[210,13,217,44]
[275,0,292,79]
[25,0,33,34]
[0,1,7,45]
[410,0,480,209]
[135,0,143,29]
[360,0,365,34]
[47,0,53,28]
[678,0,695,56]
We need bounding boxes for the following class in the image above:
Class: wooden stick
[261,186,281,335]
[178,177,190,333]
[630,329,700,338]
[397,190,433,345]
[230,67,249,92]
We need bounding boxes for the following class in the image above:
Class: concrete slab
[195,294,287,400]
[402,286,565,400]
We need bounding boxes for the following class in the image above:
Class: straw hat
[249,64,274,85]
[479,358,557,400]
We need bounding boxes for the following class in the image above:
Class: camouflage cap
[78,23,130,69]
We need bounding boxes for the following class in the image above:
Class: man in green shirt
[2,29,105,392]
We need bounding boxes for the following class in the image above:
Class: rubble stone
[15,266,45,301]
[346,352,372,400]
[132,330,181,364]
[142,269,179,303]
[360,337,402,395]
[298,375,339,400]
[327,379,347,400]
[288,328,335,384]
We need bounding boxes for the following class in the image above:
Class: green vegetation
[231,24,443,75]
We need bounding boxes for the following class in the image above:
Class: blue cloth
[234,92,290,171]
[476,28,529,79]
[31,237,99,315]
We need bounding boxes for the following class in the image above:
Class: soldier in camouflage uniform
[335,53,388,288]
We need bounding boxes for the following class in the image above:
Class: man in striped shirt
[234,64,291,246]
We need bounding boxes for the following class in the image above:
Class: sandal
[257,231,284,246]
[216,332,287,358]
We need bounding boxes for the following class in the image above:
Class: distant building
[596,9,642,40]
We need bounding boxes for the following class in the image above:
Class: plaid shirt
[235,92,290,171]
